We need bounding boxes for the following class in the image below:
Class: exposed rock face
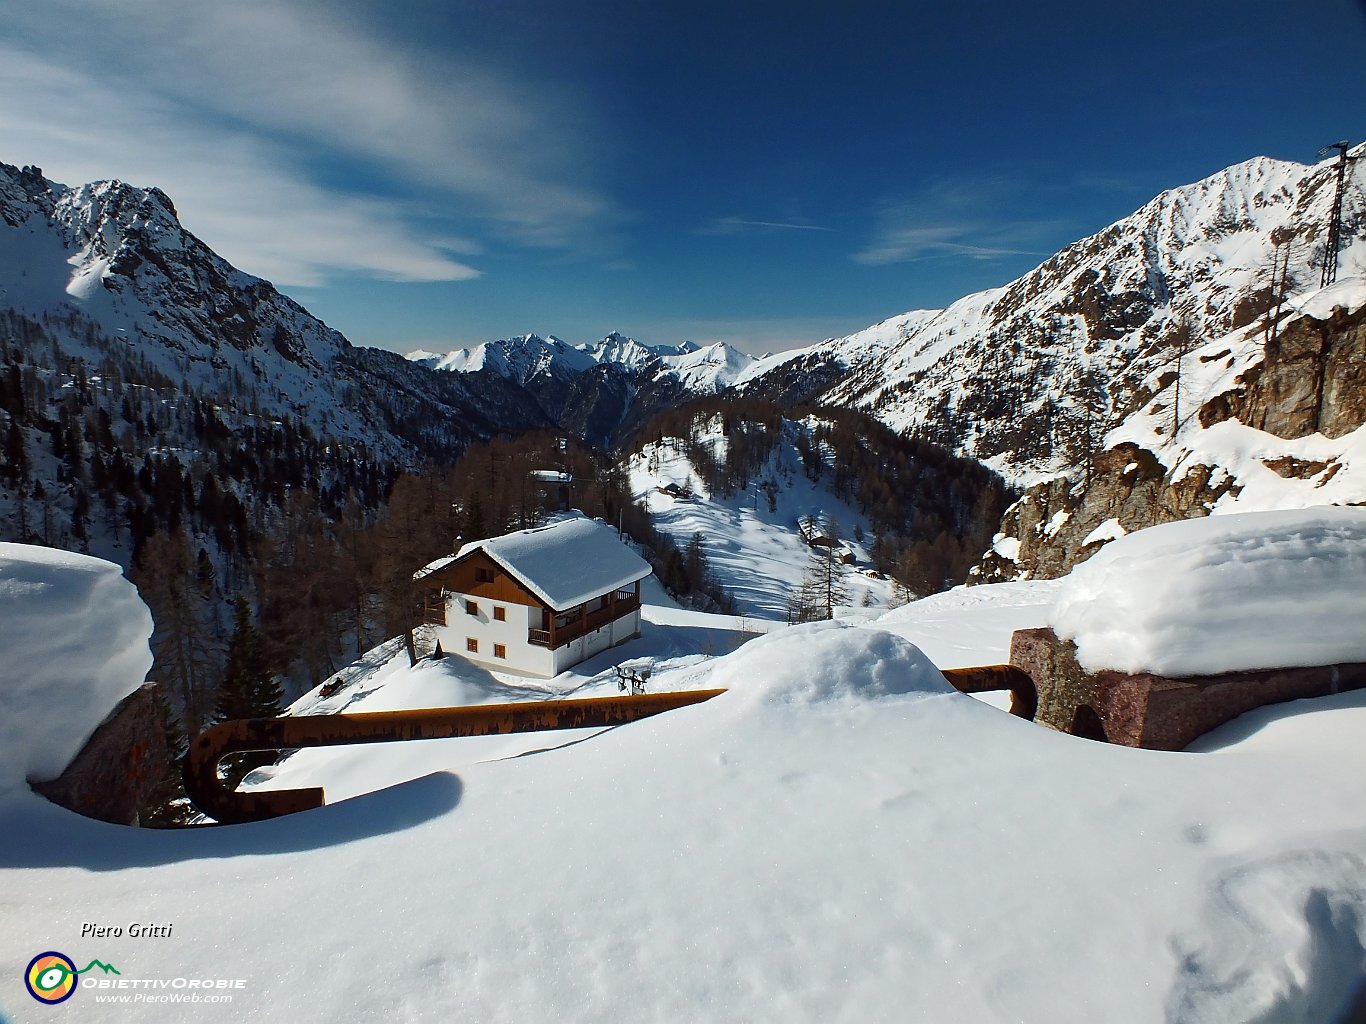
[1200,303,1366,440]
[975,445,1235,581]
[976,302,1366,583]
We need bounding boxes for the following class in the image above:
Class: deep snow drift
[2,537,1365,1023]
[1051,506,1366,675]
[0,544,152,791]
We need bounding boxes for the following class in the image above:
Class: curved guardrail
[183,689,727,824]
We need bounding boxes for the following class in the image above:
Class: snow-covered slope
[738,149,1365,490]
[0,163,371,447]
[5,535,1366,1023]
[0,161,553,465]
[627,421,896,618]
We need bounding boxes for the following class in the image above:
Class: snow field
[2,528,1366,1022]
[628,429,895,619]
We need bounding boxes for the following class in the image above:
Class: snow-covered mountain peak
[409,329,755,395]
[407,332,596,383]
[740,150,1363,488]
[0,160,353,365]
[0,160,562,463]
[588,331,697,367]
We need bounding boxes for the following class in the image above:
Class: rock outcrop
[738,151,1364,489]
[975,300,1366,583]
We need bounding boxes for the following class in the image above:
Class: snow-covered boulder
[1050,507,1366,676]
[0,544,153,792]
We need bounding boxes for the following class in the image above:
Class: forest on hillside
[1,313,1014,824]
[628,396,1015,595]
[0,318,724,730]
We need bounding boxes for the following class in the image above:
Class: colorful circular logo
[25,952,78,1004]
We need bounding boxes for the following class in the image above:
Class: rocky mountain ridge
[973,287,1366,583]
[736,150,1365,493]
[728,146,1365,580]
[407,330,756,448]
[0,161,563,463]
[409,330,753,393]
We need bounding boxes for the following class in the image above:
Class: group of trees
[630,397,1016,602]
[631,396,786,500]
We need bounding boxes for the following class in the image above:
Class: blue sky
[3,0,1364,355]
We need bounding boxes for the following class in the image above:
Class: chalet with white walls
[413,513,653,677]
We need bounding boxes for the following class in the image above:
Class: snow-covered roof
[531,470,572,483]
[455,513,651,611]
[412,554,457,582]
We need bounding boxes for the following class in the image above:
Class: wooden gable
[421,550,545,610]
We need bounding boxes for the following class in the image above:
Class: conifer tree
[215,595,282,722]
[795,519,849,621]
[214,595,283,788]
[138,686,195,827]
[134,528,219,726]
[3,418,27,485]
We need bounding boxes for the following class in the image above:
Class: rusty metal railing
[184,689,727,825]
[940,665,1037,719]
[184,663,1037,826]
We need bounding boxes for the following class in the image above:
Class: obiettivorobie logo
[23,951,246,1007]
[24,953,119,1004]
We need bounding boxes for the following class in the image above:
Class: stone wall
[29,683,167,825]
[1008,627,1366,750]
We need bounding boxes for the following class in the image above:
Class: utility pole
[1318,141,1355,288]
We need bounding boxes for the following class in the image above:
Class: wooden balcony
[421,591,449,626]
[528,590,640,649]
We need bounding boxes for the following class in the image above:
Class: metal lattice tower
[1319,141,1352,288]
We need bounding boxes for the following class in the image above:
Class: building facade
[414,514,653,677]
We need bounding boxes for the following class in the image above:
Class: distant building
[530,469,574,511]
[413,512,652,677]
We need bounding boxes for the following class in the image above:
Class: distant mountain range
[2,142,1362,587]
[409,331,754,394]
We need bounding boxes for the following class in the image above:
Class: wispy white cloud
[855,225,1052,265]
[704,216,833,235]
[0,0,617,284]
[853,178,1060,266]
